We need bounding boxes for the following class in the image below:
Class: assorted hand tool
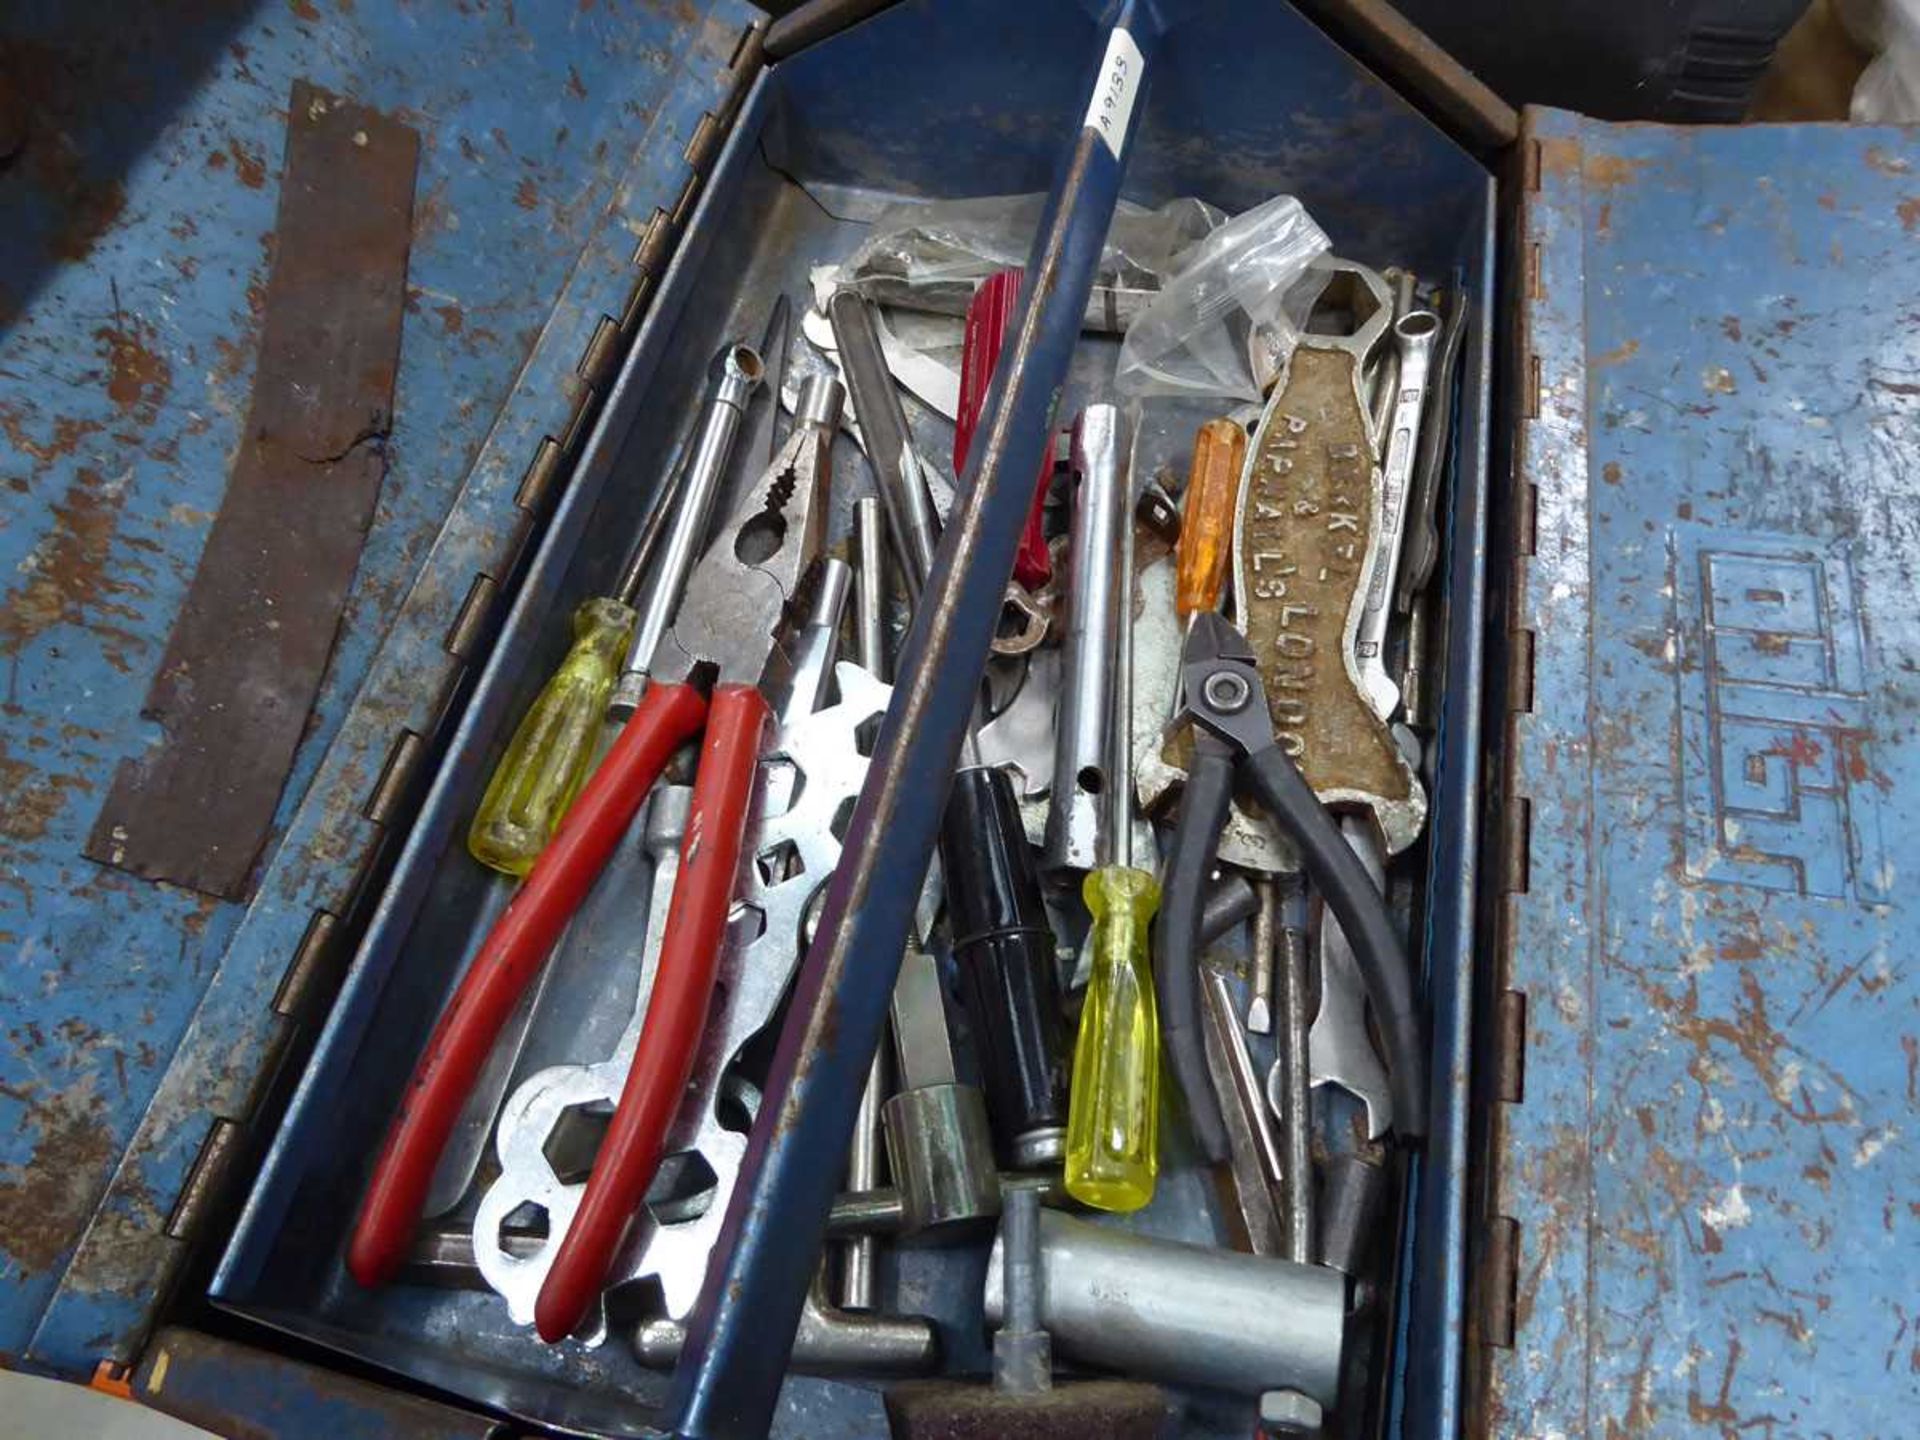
[346,25,1468,1425]
[346,364,837,1303]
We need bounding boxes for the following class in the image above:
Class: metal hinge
[445,573,500,662]
[273,910,340,1022]
[167,1119,245,1242]
[499,12,770,586]
[1481,1215,1520,1348]
[318,15,773,939]
[364,730,426,828]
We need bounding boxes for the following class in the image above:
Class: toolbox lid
[0,0,759,1374]
[1493,109,1920,1435]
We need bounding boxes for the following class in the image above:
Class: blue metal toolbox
[0,0,1911,1435]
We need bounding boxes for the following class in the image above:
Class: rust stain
[0,407,103,473]
[1903,1034,1917,1105]
[289,0,321,21]
[7,43,129,264]
[44,174,128,264]
[0,1078,120,1275]
[1648,965,1825,1120]
[205,147,229,172]
[1535,135,1581,179]
[1618,1333,1659,1434]
[1837,733,1890,792]
[1721,316,1742,343]
[1817,191,1838,212]
[0,466,142,656]
[566,65,588,100]
[513,176,540,211]
[212,335,253,383]
[412,177,454,239]
[227,139,269,190]
[1684,1336,1774,1432]
[93,316,173,415]
[1512,1120,1590,1332]
[1865,145,1912,176]
[1603,461,1623,486]
[434,302,464,335]
[1594,338,1640,368]
[0,745,94,843]
[1765,731,1825,770]
[1585,152,1651,191]
[1897,197,1920,234]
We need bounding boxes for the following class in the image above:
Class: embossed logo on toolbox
[1674,529,1888,902]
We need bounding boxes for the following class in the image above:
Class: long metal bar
[1043,404,1127,873]
[1110,417,1138,871]
[840,497,890,1311]
[611,345,764,711]
[828,292,941,599]
[1277,886,1313,1264]
[667,11,1161,1433]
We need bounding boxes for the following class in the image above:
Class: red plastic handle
[346,680,707,1289]
[957,268,1055,591]
[532,681,770,1341]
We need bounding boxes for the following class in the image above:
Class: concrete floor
[0,1371,217,1440]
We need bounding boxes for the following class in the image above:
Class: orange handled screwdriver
[1175,417,1248,622]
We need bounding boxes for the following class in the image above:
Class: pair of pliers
[1156,612,1429,1158]
[348,375,845,1342]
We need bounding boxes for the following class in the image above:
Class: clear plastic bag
[839,193,1224,331]
[1115,194,1331,403]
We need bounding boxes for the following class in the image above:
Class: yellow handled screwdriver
[1065,407,1162,1213]
[468,301,788,877]
[465,489,676,877]
[1066,415,1252,1209]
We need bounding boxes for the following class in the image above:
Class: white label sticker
[1083,27,1144,158]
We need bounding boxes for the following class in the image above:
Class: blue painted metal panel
[134,1326,497,1440]
[769,0,1485,282]
[1394,185,1497,1440]
[0,0,756,1373]
[1492,109,1920,1435]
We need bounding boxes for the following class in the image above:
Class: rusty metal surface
[1135,341,1427,869]
[1484,110,1920,1435]
[1238,345,1425,853]
[86,81,418,899]
[135,1326,501,1440]
[0,0,757,1374]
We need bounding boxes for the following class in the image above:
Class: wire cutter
[348,375,846,1339]
[1155,612,1429,1161]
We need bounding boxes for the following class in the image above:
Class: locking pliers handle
[1174,612,1429,1141]
[1153,731,1237,1164]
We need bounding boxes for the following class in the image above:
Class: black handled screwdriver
[830,290,1071,1169]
